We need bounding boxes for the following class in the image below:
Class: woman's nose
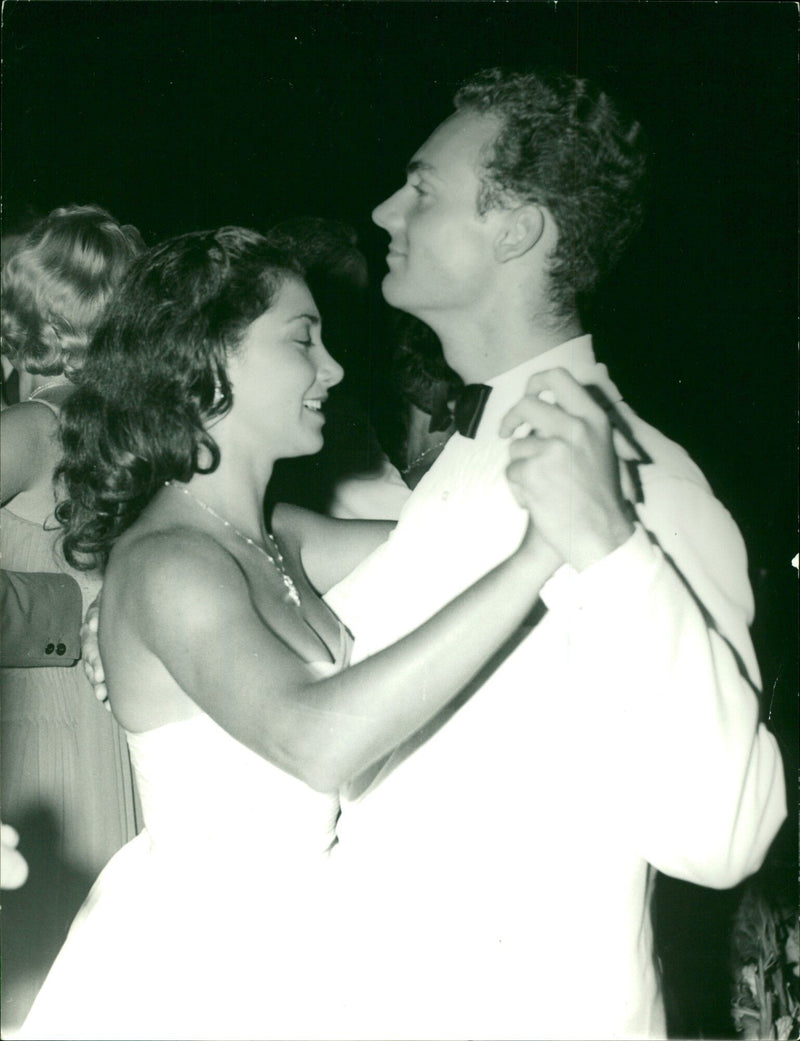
[319,344,344,388]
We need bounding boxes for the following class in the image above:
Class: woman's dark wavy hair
[454,68,647,314]
[55,227,301,570]
[389,311,461,415]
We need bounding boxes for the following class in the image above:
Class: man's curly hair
[454,68,647,314]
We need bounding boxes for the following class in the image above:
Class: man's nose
[372,188,403,232]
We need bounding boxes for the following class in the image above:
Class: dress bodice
[124,625,352,876]
[18,624,356,1041]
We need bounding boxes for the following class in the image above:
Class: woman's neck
[190,422,281,535]
[180,462,274,545]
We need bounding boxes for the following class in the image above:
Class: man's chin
[381,272,420,313]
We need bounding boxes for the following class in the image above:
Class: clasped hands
[502,368,635,573]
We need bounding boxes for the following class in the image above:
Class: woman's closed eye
[293,325,316,349]
[288,312,322,350]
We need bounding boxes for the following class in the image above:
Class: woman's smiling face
[226,276,344,460]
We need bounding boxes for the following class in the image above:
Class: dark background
[3,3,797,1036]
[3,1,796,569]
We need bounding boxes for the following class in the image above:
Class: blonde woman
[0,205,143,1032]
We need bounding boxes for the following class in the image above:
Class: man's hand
[81,592,109,709]
[501,368,635,572]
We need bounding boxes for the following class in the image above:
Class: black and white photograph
[1,3,797,1039]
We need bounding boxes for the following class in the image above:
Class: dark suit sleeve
[0,570,83,667]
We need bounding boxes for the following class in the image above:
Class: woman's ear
[493,205,545,263]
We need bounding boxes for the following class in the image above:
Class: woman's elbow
[254,728,347,794]
[289,750,348,793]
[295,738,361,793]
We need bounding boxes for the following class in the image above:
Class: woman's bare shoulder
[114,525,245,614]
[1,399,60,438]
[111,525,241,591]
[0,401,62,501]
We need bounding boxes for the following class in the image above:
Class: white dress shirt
[325,336,786,1040]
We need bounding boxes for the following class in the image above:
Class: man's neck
[437,313,585,385]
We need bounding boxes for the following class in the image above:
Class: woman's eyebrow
[286,313,321,326]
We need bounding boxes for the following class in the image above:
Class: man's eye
[296,338,314,349]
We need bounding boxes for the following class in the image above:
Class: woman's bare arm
[274,503,394,595]
[106,526,558,793]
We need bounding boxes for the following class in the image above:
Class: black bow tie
[428,383,492,439]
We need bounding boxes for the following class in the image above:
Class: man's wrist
[541,523,657,613]
[569,514,636,573]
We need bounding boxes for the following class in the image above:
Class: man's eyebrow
[406,159,436,177]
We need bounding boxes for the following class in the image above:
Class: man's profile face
[371,109,505,321]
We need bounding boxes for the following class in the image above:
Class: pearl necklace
[164,482,301,607]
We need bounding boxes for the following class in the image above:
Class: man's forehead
[410,109,500,175]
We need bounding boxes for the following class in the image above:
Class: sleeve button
[56,643,67,656]
[45,643,55,654]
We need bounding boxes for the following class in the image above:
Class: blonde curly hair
[1,204,143,378]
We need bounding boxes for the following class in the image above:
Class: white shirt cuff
[540,524,661,613]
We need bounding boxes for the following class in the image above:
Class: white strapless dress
[20,632,351,1041]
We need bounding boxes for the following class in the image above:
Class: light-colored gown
[20,625,352,1041]
[0,405,141,1032]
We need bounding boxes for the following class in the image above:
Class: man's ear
[493,205,545,263]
